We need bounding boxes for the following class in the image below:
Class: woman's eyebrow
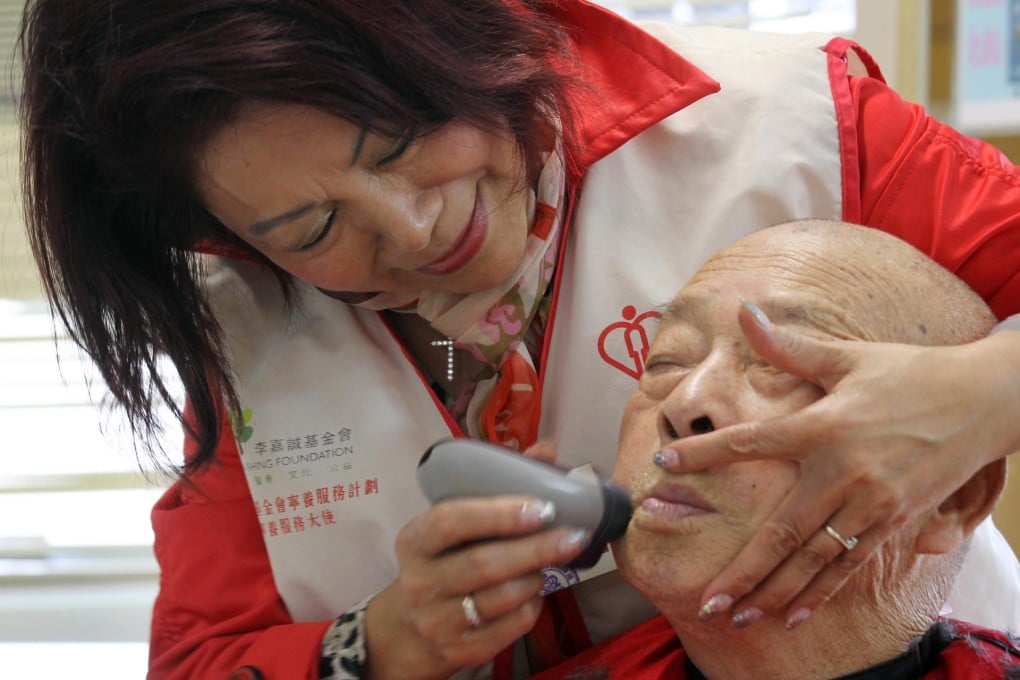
[349,128,367,167]
[248,202,317,236]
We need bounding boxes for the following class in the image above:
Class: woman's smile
[198,104,531,296]
[417,191,488,276]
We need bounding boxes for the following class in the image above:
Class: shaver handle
[417,439,632,569]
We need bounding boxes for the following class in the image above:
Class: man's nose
[658,350,739,443]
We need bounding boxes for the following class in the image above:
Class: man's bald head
[613,218,1003,638]
[695,219,996,347]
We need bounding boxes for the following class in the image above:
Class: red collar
[550,0,721,171]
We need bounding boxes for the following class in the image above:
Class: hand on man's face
[611,262,832,603]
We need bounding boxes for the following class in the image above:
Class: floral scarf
[352,149,566,449]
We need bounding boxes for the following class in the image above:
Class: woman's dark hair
[18,0,584,475]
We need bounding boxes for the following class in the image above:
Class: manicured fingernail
[523,500,556,524]
[786,607,812,630]
[740,299,773,329]
[698,594,734,621]
[653,449,678,468]
[731,607,763,628]
[560,528,590,552]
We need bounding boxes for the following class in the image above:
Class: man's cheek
[620,390,652,423]
[727,465,795,516]
[615,412,659,478]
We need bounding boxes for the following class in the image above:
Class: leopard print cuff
[319,595,372,680]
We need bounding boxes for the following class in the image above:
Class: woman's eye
[299,209,336,251]
[376,134,412,166]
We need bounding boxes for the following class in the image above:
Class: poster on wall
[1013,0,1020,81]
[953,0,1020,132]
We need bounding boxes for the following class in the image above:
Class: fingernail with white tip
[653,449,678,468]
[560,529,590,552]
[523,500,556,524]
[740,299,773,329]
[786,607,812,630]
[698,594,734,621]
[732,607,762,628]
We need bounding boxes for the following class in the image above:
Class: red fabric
[531,617,1020,679]
[823,37,884,224]
[529,588,595,669]
[148,405,330,679]
[192,239,258,261]
[836,65,1020,320]
[547,0,720,172]
[481,350,542,451]
[932,620,1020,679]
[481,343,592,674]
[530,615,686,680]
[151,3,1020,677]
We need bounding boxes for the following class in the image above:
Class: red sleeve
[829,40,1020,320]
[148,402,332,679]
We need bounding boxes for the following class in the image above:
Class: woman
[18,1,1020,678]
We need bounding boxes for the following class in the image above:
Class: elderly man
[537,220,1019,679]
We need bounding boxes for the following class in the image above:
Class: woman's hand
[654,302,1020,629]
[364,493,587,679]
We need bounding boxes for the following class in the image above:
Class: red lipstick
[418,193,487,276]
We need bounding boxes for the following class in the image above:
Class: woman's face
[197,104,532,295]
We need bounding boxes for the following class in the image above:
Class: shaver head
[567,481,633,569]
[417,438,634,571]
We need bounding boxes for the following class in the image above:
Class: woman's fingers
[523,440,559,466]
[692,418,929,626]
[678,309,1020,630]
[657,304,856,475]
[656,405,827,472]
[430,524,589,598]
[780,524,898,629]
[696,472,844,618]
[737,300,851,388]
[398,495,558,559]
[419,574,544,638]
[470,574,547,624]
[396,497,588,612]
[386,497,591,673]
[370,580,544,673]
[719,504,890,628]
[427,594,544,669]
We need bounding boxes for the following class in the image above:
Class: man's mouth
[638,482,718,519]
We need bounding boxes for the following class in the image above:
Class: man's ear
[914,459,1008,555]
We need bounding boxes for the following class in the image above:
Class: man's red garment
[531,615,1020,679]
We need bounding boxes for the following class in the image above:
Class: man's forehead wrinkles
[659,295,708,331]
[759,300,817,325]
[660,293,826,331]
